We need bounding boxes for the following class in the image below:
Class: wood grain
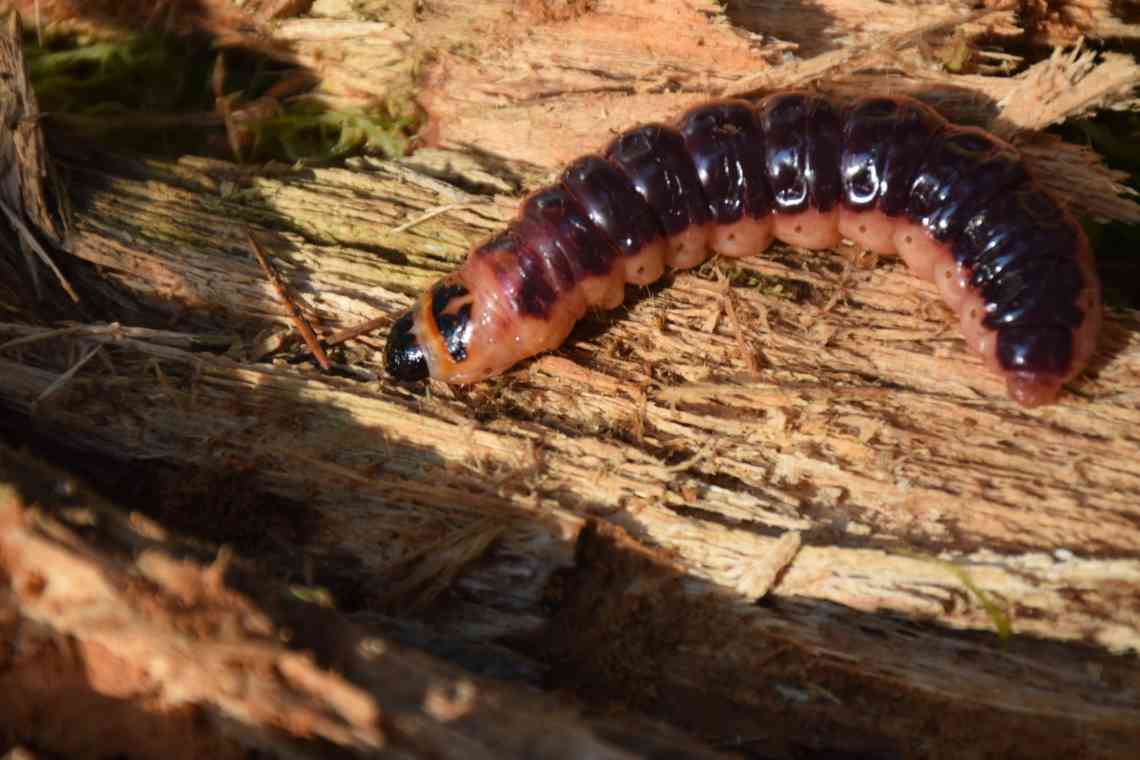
[3,0,1140,757]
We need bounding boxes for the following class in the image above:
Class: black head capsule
[385,278,476,382]
[384,310,430,382]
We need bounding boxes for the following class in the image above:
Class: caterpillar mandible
[384,92,1102,407]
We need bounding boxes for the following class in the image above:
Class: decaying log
[2,0,1140,758]
[0,443,734,759]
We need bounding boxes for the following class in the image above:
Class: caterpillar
[384,92,1102,407]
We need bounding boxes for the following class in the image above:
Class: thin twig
[0,201,79,303]
[323,314,389,349]
[0,322,239,352]
[0,324,89,351]
[34,343,100,405]
[389,203,474,234]
[243,228,331,370]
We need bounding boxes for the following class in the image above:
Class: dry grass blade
[0,200,77,302]
[32,342,99,405]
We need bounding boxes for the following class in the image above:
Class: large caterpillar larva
[384,92,1102,407]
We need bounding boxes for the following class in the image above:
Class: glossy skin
[384,92,1101,406]
[760,93,843,214]
[677,101,770,224]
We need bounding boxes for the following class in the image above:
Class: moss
[240,98,419,162]
[26,32,216,152]
[24,30,420,162]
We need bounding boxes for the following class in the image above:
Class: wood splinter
[243,227,331,371]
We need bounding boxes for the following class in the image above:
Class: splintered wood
[3,0,1140,759]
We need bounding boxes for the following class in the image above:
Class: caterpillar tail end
[1006,373,1063,409]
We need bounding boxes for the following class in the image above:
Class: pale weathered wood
[3,132,1139,755]
[412,0,1139,213]
[3,0,1140,758]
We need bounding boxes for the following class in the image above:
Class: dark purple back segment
[936,149,1086,376]
[875,101,945,216]
[834,95,1088,378]
[501,188,622,317]
[677,100,772,224]
[956,187,1085,328]
[984,256,1085,330]
[905,128,1029,244]
[996,327,1074,375]
[562,155,663,256]
[472,228,557,320]
[521,188,619,279]
[757,93,843,213]
[605,124,710,235]
[841,98,899,210]
[956,187,1077,280]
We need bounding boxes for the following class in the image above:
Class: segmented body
[384,92,1101,407]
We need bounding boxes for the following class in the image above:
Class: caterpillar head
[384,309,430,381]
[384,276,474,382]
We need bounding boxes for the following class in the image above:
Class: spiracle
[384,92,1101,408]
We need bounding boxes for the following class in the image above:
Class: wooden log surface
[0,444,733,759]
[3,0,1140,758]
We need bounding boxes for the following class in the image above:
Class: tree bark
[3,0,1140,758]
